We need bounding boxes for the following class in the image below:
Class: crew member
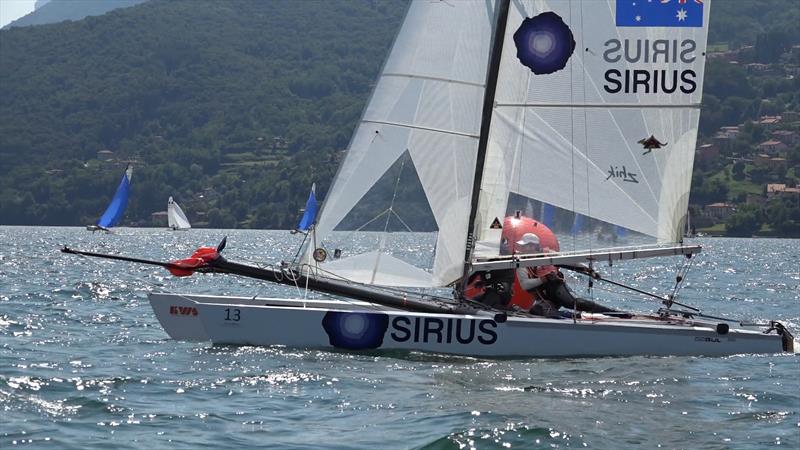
[514,232,624,317]
[465,215,628,318]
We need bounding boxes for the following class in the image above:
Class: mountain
[3,0,146,29]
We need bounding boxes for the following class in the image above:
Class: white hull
[148,293,392,341]
[148,293,787,357]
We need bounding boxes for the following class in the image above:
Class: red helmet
[500,215,559,255]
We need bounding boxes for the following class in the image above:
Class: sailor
[465,215,627,318]
[513,232,625,317]
[464,216,548,311]
[512,233,559,316]
[463,219,546,311]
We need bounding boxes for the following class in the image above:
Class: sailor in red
[511,233,559,315]
[464,216,557,311]
[466,214,626,317]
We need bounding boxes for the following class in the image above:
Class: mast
[460,0,510,291]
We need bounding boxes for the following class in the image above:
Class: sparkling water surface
[1,227,798,449]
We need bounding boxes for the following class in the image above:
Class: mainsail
[307,0,709,288]
[473,0,710,258]
[167,196,191,230]
[97,165,133,229]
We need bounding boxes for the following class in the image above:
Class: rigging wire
[578,0,595,309]
[290,230,311,268]
[667,254,696,308]
[313,151,417,272]
[383,150,410,236]
[567,0,577,323]
[568,0,576,254]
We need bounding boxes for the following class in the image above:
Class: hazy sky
[0,0,36,28]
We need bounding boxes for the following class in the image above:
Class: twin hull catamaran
[65,0,794,357]
[149,292,790,357]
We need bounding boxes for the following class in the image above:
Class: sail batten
[382,72,486,88]
[495,102,701,108]
[361,120,481,139]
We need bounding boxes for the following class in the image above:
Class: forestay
[473,0,710,258]
[308,1,496,288]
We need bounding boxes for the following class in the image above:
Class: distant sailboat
[295,183,317,233]
[87,165,132,232]
[167,197,191,230]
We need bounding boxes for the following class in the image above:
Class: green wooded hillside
[1,0,798,231]
[0,0,407,228]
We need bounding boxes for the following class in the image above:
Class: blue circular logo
[322,311,389,350]
[513,12,575,75]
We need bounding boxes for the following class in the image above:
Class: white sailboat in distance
[64,0,795,357]
[167,196,191,230]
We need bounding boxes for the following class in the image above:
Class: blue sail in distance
[297,183,317,232]
[97,165,132,228]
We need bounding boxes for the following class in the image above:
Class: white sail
[309,0,709,285]
[167,196,191,230]
[474,0,710,258]
[309,1,496,287]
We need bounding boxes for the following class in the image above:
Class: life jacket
[466,266,563,313]
[464,270,514,308]
[508,265,558,310]
[509,273,536,310]
[467,214,562,310]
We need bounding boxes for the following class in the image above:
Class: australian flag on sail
[297,183,318,232]
[616,0,704,28]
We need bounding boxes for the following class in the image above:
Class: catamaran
[167,196,191,230]
[64,0,794,357]
[86,164,132,232]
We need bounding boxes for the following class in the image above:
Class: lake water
[1,227,798,449]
